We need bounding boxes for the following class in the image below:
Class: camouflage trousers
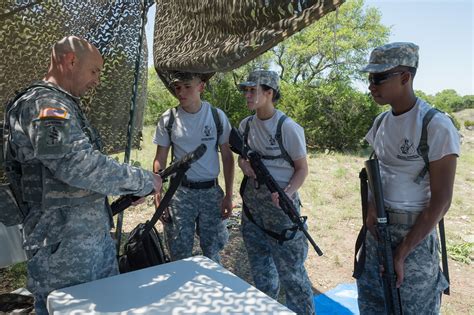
[356,224,448,315]
[242,181,315,315]
[164,185,228,264]
[27,231,118,315]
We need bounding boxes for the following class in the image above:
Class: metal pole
[115,0,150,255]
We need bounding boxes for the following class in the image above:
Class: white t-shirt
[365,98,460,211]
[153,101,231,181]
[238,110,307,187]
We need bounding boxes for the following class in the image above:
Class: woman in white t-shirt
[237,70,315,315]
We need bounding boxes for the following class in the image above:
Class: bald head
[52,36,101,63]
[45,36,103,97]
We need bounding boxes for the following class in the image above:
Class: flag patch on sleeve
[38,107,70,120]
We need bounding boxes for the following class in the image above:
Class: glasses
[368,71,404,85]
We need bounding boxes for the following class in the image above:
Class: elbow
[300,164,309,180]
[431,195,453,221]
[441,198,452,217]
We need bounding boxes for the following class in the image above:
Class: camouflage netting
[0,1,150,159]
[1,0,344,184]
[154,0,344,86]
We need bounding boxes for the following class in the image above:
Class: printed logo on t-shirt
[266,134,279,151]
[397,138,419,160]
[201,125,215,141]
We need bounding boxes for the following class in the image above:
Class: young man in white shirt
[152,72,234,264]
[356,42,460,314]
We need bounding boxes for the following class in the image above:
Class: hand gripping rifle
[364,158,403,315]
[229,127,323,256]
[110,143,207,215]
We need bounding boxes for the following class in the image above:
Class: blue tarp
[314,283,359,315]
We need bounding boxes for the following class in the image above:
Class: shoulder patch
[38,107,70,120]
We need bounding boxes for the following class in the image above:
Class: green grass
[1,262,27,291]
[447,242,473,265]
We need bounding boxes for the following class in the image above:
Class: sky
[146,0,473,96]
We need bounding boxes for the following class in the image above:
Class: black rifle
[229,127,323,256]
[364,158,403,315]
[111,143,207,215]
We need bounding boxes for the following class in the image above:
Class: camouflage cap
[239,70,279,91]
[361,42,419,73]
[169,71,203,83]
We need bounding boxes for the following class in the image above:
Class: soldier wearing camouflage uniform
[152,72,234,264]
[237,70,315,315]
[357,42,460,314]
[3,36,162,314]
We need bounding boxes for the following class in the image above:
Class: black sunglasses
[368,71,404,85]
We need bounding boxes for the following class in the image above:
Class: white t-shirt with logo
[365,98,460,211]
[239,110,307,187]
[153,101,231,181]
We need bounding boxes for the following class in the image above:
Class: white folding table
[47,255,294,314]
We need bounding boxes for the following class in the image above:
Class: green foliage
[460,95,474,111]
[144,68,177,126]
[415,90,435,105]
[416,90,473,113]
[464,120,474,129]
[203,72,248,127]
[447,242,473,265]
[3,262,27,289]
[432,89,463,113]
[273,0,390,85]
[280,81,380,150]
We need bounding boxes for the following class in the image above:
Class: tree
[432,89,464,112]
[461,95,474,110]
[272,0,390,85]
[415,90,435,105]
[144,68,177,125]
[280,81,380,151]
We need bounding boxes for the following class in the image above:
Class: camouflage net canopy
[0,0,344,167]
[154,0,344,84]
[0,0,150,157]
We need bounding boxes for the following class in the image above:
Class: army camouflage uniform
[5,81,155,314]
[238,70,315,315]
[357,42,455,315]
[165,184,228,263]
[357,225,447,314]
[242,183,314,315]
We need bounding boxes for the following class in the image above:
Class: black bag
[117,168,187,273]
[114,145,207,273]
[118,222,169,273]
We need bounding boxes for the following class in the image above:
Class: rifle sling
[242,202,298,244]
[142,169,186,237]
[353,168,368,279]
[240,176,298,245]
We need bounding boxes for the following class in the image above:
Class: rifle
[229,127,323,256]
[110,143,207,215]
[364,158,403,315]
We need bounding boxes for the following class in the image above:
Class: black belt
[181,179,218,189]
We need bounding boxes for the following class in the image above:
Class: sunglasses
[368,71,404,85]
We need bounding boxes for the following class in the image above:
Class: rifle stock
[364,158,403,315]
[110,144,207,215]
[230,127,323,256]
